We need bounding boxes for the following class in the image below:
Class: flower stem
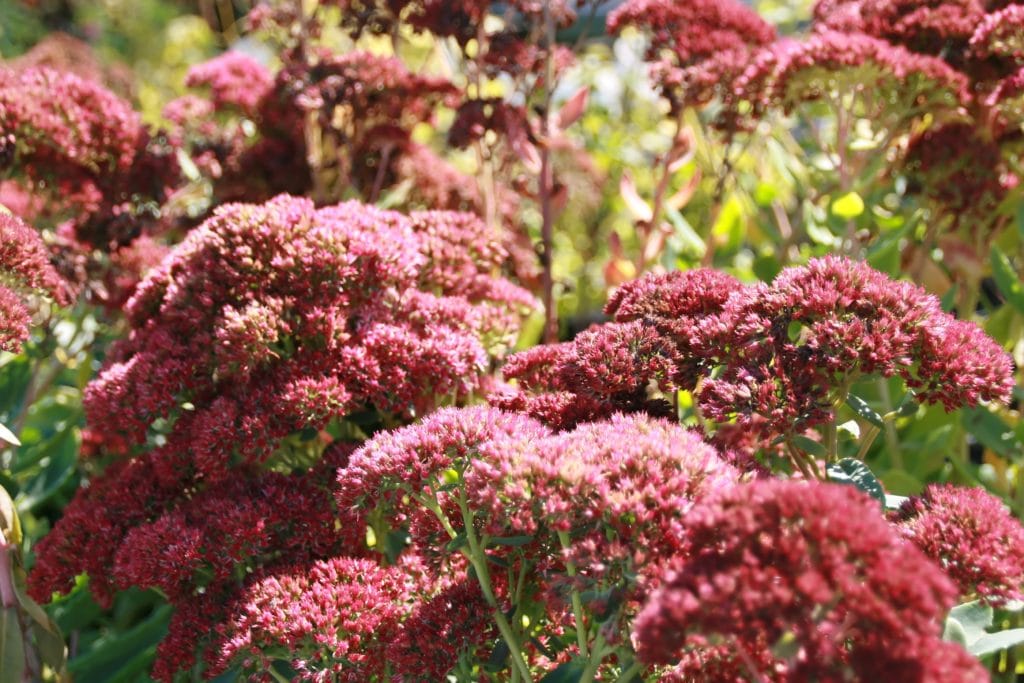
[556,530,589,658]
[457,492,533,682]
[578,631,607,683]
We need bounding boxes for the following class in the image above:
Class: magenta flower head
[698,256,1013,438]
[212,557,421,681]
[737,30,968,115]
[633,479,981,682]
[0,66,179,249]
[607,0,775,65]
[606,0,775,113]
[894,484,1024,605]
[0,212,69,351]
[496,268,742,430]
[82,195,531,475]
[467,414,740,602]
[185,51,273,116]
[337,405,552,551]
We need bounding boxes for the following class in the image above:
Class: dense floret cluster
[894,484,1024,604]
[10,2,1024,681]
[633,480,985,682]
[0,66,178,248]
[498,257,1013,444]
[0,212,69,351]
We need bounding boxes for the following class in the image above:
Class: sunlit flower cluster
[0,212,69,351]
[634,479,985,682]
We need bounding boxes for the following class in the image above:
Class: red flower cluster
[29,195,532,675]
[734,30,968,115]
[339,406,738,625]
[633,479,985,682]
[497,259,1013,446]
[607,0,775,114]
[0,66,179,249]
[184,51,273,116]
[213,557,421,681]
[607,0,776,65]
[495,269,742,429]
[894,484,1024,604]
[82,194,530,468]
[0,212,69,351]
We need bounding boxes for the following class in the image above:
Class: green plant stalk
[556,530,589,657]
[578,631,607,683]
[875,379,903,468]
[614,659,643,683]
[457,491,533,682]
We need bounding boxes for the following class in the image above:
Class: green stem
[876,379,903,468]
[458,492,533,682]
[412,493,459,540]
[578,632,607,683]
[614,660,643,683]
[557,530,589,658]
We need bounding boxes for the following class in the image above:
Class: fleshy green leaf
[539,659,586,682]
[791,435,826,458]
[969,629,1024,657]
[846,394,883,428]
[990,246,1024,315]
[826,458,885,506]
[945,601,993,645]
[0,606,26,683]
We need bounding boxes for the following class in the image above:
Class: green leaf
[826,458,885,506]
[539,659,586,682]
[67,604,171,680]
[962,407,1019,459]
[445,532,468,553]
[831,192,864,219]
[0,606,26,683]
[484,639,510,673]
[969,629,1024,657]
[487,535,534,547]
[945,601,993,645]
[990,246,1024,314]
[791,435,826,458]
[846,394,883,428]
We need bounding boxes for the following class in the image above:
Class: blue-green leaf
[826,458,885,507]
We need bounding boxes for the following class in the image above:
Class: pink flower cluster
[0,66,179,249]
[184,51,274,116]
[81,194,530,467]
[338,407,738,617]
[213,557,420,681]
[29,195,532,675]
[607,0,775,114]
[894,484,1024,604]
[497,258,1012,445]
[0,212,69,351]
[633,479,986,682]
[734,29,968,116]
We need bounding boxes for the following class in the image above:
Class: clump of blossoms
[337,407,739,678]
[0,211,69,351]
[0,66,179,250]
[212,557,423,681]
[497,258,1012,472]
[633,479,987,682]
[28,195,532,677]
[893,484,1024,605]
[607,0,776,116]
